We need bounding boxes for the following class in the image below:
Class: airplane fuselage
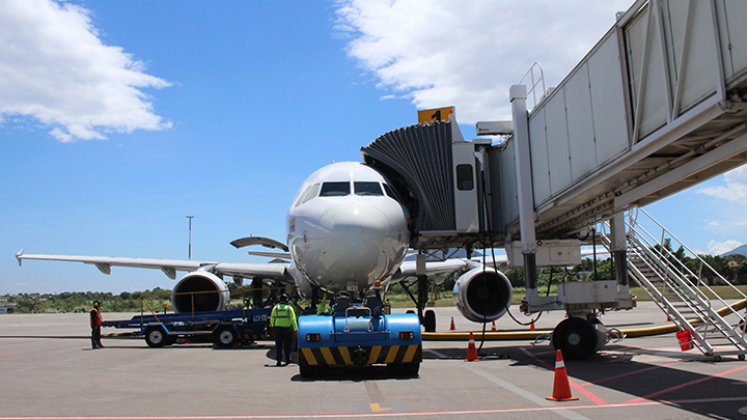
[286,162,410,296]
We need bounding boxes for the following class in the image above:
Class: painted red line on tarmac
[2,397,747,419]
[626,363,747,404]
[568,377,607,405]
[578,361,683,387]
[0,353,19,360]
[519,347,607,405]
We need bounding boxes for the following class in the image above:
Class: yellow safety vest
[271,304,298,330]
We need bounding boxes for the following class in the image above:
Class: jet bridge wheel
[552,317,599,360]
[144,326,167,348]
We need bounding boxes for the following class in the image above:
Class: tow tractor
[297,286,422,378]
[103,307,272,348]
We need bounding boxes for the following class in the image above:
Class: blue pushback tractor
[297,298,422,377]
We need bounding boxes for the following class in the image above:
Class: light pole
[186,216,194,260]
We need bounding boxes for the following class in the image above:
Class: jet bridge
[362,0,747,358]
[364,0,747,253]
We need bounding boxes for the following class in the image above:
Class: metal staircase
[601,209,747,360]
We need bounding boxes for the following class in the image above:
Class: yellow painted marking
[320,347,336,365]
[368,346,382,364]
[301,348,318,366]
[417,106,454,123]
[370,403,391,412]
[403,345,418,363]
[384,345,400,364]
[338,346,353,365]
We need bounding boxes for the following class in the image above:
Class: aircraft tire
[214,326,238,348]
[552,317,598,360]
[424,309,436,332]
[144,326,166,348]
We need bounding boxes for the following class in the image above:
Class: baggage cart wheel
[144,326,166,348]
[214,326,238,348]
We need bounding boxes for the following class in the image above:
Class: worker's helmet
[93,300,101,307]
[279,293,288,302]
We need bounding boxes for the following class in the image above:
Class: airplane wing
[15,249,291,282]
[397,259,476,277]
[396,254,509,278]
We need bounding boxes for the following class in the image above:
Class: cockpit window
[302,183,320,204]
[320,182,350,197]
[383,184,400,202]
[354,182,383,196]
[294,186,311,207]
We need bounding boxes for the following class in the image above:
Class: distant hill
[723,244,747,257]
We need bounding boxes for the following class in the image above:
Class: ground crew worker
[270,294,297,366]
[90,300,104,349]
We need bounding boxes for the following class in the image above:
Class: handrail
[519,62,546,112]
[601,211,747,333]
[637,208,739,291]
[631,208,747,322]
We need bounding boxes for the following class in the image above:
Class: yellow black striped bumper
[299,344,421,367]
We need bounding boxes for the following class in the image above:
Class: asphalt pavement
[0,302,746,419]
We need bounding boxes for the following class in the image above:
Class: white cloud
[697,165,747,205]
[707,239,743,256]
[0,0,171,142]
[334,0,634,123]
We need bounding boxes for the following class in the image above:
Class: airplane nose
[319,202,390,235]
[316,202,393,285]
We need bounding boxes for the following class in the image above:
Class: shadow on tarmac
[430,342,747,419]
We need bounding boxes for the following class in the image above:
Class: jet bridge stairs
[601,209,747,361]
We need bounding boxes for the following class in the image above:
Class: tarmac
[1,302,746,419]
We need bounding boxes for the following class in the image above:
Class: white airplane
[16,161,513,327]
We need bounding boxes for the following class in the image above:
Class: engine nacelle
[172,272,231,313]
[453,267,513,323]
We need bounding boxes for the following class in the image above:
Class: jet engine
[453,267,513,322]
[172,272,231,313]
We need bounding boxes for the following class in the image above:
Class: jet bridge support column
[510,85,539,298]
[610,212,628,287]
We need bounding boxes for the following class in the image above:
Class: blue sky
[1,0,744,295]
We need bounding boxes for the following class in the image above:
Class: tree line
[4,288,173,314]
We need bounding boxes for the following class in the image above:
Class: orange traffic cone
[530,318,536,332]
[450,317,456,331]
[465,332,479,362]
[546,350,578,401]
[491,320,497,332]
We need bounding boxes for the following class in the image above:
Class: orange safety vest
[90,307,102,327]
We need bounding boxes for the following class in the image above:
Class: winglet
[16,249,24,267]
